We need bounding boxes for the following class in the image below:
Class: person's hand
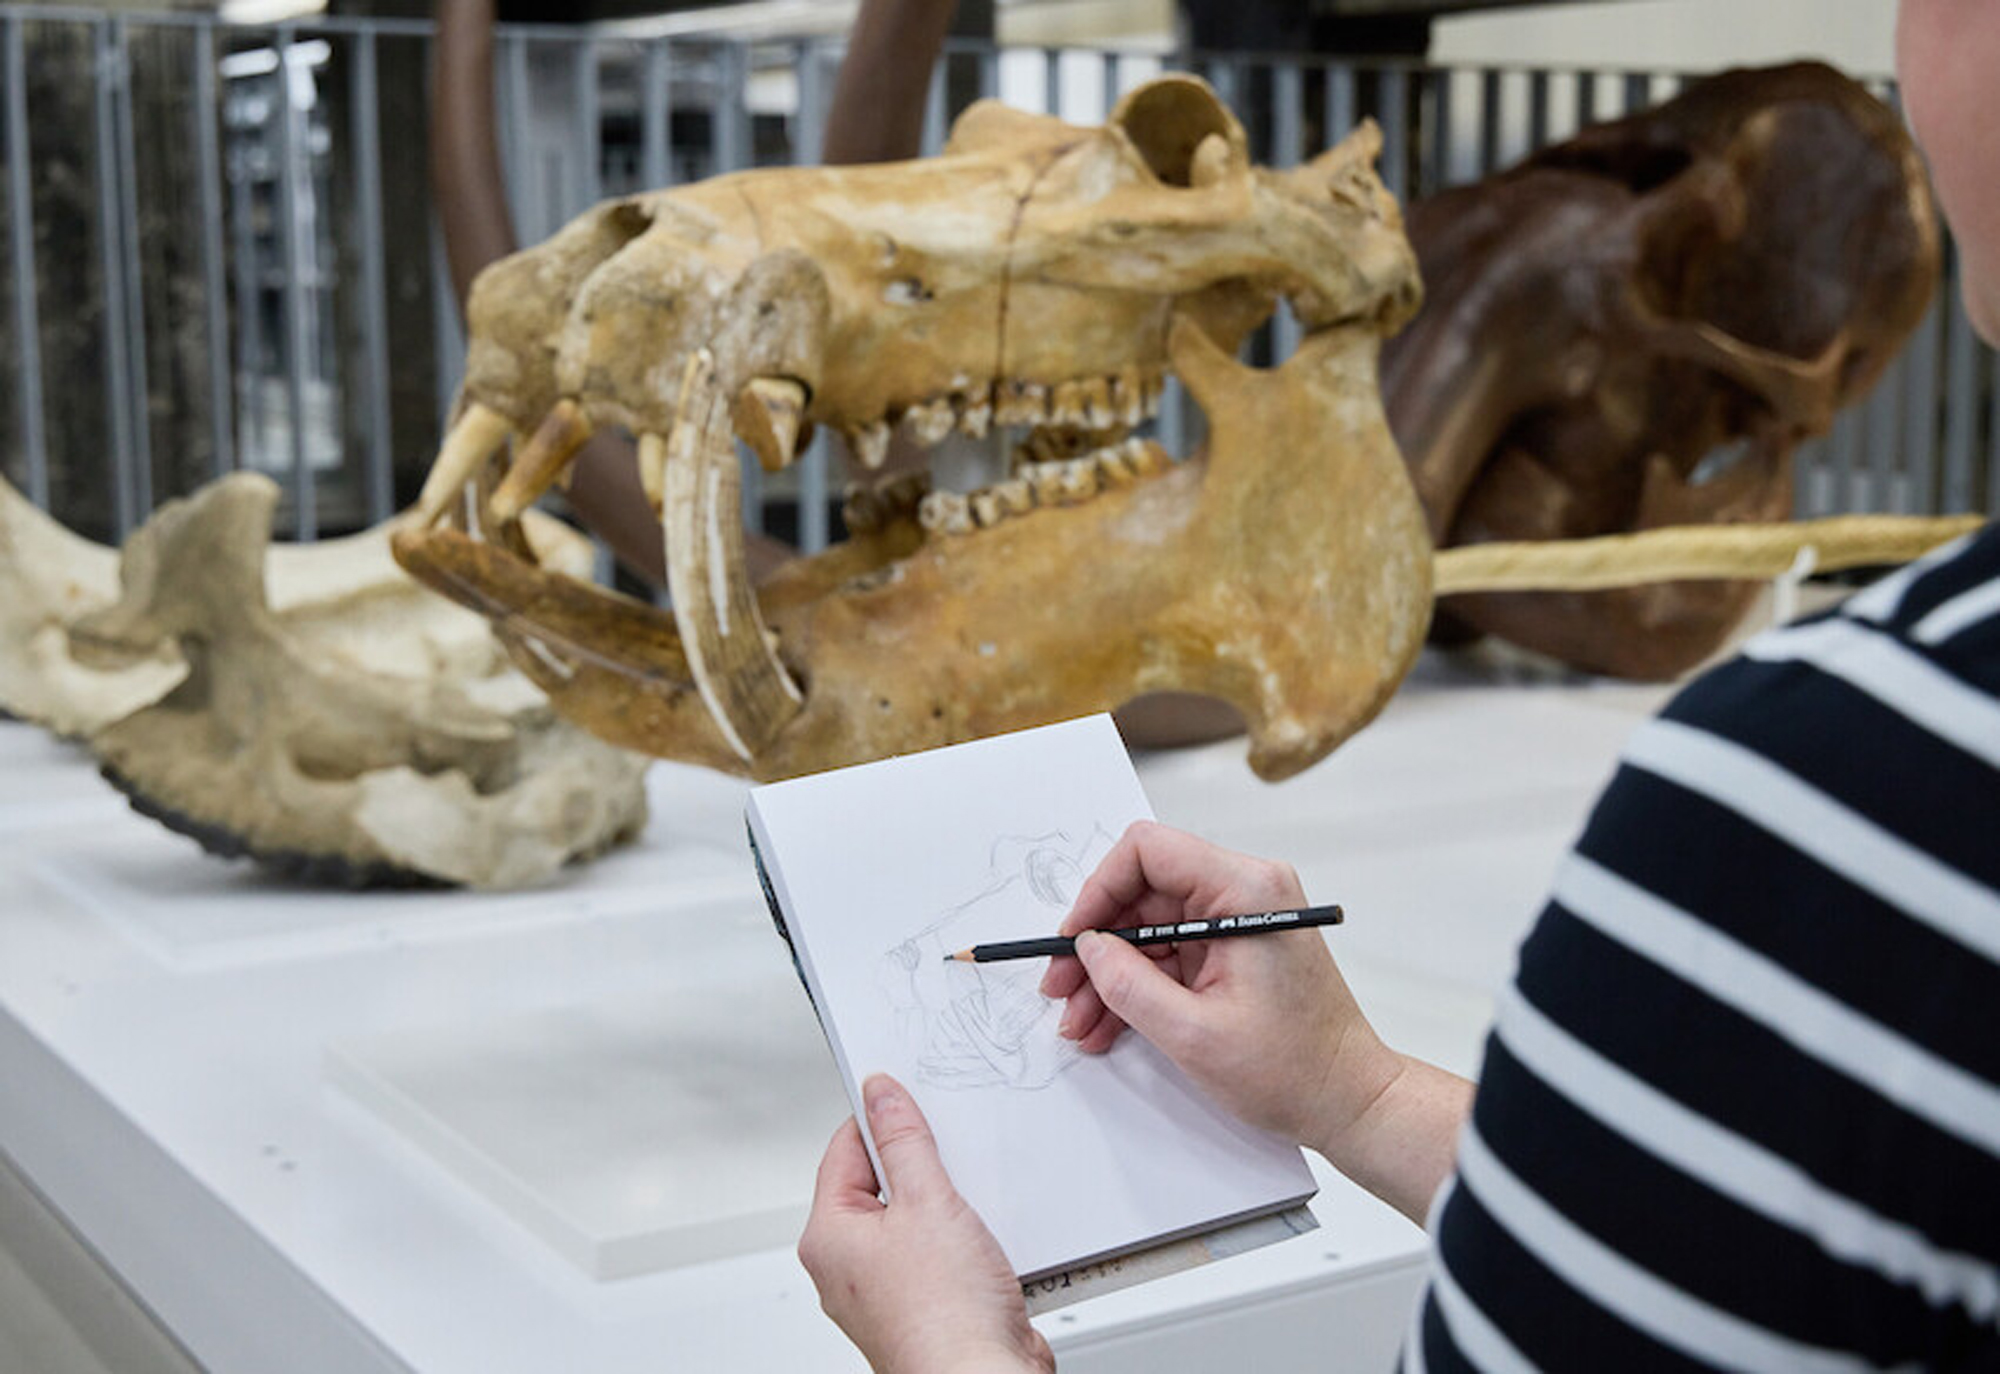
[799,1074,1054,1374]
[1040,822,1471,1221]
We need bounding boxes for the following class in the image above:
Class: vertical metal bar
[228,82,265,468]
[114,17,150,518]
[1425,65,1452,195]
[1325,62,1355,140]
[1101,50,1119,116]
[976,43,997,103]
[93,17,137,534]
[1864,342,1907,513]
[1622,70,1650,114]
[1898,295,1944,512]
[1940,286,1980,512]
[572,34,600,214]
[1987,344,2000,514]
[792,35,828,552]
[352,29,392,520]
[711,40,748,174]
[274,23,315,538]
[641,37,671,188]
[4,15,47,505]
[193,19,233,480]
[429,213,463,430]
[1271,61,1302,167]
[921,46,945,156]
[1527,68,1549,150]
[791,38,822,166]
[1478,67,1501,176]
[1043,46,1060,119]
[1575,68,1598,128]
[502,31,531,236]
[1378,66,1409,205]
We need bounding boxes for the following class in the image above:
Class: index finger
[1061,821,1205,936]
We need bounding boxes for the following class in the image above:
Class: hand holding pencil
[1037,821,1403,1164]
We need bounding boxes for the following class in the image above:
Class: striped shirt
[1407,525,2000,1372]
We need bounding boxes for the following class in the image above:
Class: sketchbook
[745,714,1318,1286]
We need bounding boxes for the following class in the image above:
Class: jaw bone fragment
[0,474,185,738]
[24,472,645,888]
[395,76,1431,782]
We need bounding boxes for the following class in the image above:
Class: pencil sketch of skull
[879,826,1114,1091]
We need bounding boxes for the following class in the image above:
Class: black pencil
[943,904,1344,963]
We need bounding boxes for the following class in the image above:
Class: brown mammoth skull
[394,76,1433,782]
[1385,61,1941,678]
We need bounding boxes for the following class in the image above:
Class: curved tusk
[657,350,804,762]
[491,398,593,524]
[415,401,513,526]
[735,377,808,473]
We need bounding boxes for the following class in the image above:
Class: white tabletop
[0,659,1671,1374]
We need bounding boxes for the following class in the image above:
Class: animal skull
[0,471,650,888]
[394,76,1433,781]
[1384,62,1940,678]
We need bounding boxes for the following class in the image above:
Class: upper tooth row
[918,438,1169,535]
[846,371,1165,465]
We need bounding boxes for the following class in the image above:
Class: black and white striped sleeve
[1405,526,2000,1373]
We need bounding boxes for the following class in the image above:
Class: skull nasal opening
[1113,78,1242,187]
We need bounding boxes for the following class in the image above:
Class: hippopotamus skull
[394,76,1432,781]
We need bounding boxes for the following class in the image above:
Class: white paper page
[748,715,1315,1280]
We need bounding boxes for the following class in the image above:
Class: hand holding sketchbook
[746,714,1318,1285]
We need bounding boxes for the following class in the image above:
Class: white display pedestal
[0,659,1672,1373]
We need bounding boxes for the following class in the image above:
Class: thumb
[862,1074,953,1205]
[1074,930,1203,1057]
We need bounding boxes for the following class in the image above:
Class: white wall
[1434,0,1898,78]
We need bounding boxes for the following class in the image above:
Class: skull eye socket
[1114,77,1240,187]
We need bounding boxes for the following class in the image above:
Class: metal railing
[0,6,1992,554]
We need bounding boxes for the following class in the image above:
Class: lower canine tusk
[416,401,514,526]
[734,377,809,474]
[492,399,593,524]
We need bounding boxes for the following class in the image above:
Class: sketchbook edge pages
[744,713,1318,1282]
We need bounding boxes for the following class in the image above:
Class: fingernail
[863,1074,902,1116]
[1073,930,1104,960]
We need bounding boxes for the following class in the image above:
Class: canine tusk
[415,401,514,526]
[491,399,594,524]
[734,377,809,474]
[659,349,804,763]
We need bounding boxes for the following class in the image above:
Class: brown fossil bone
[0,471,650,888]
[395,76,1431,782]
[1384,62,1941,678]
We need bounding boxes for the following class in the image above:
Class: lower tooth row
[918,438,1166,535]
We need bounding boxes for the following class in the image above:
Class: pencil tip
[943,950,971,963]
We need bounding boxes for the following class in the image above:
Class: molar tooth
[994,477,1034,516]
[851,420,892,470]
[1111,368,1147,427]
[1057,458,1100,503]
[1141,373,1166,419]
[904,398,956,446]
[1125,437,1169,477]
[917,490,973,535]
[996,379,1047,426]
[1095,447,1137,488]
[957,386,993,438]
[1080,377,1115,430]
[1050,380,1090,428]
[841,485,881,535]
[881,470,930,512]
[1026,463,1068,506]
[969,489,1006,527]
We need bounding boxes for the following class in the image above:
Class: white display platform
[0,657,1672,1374]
